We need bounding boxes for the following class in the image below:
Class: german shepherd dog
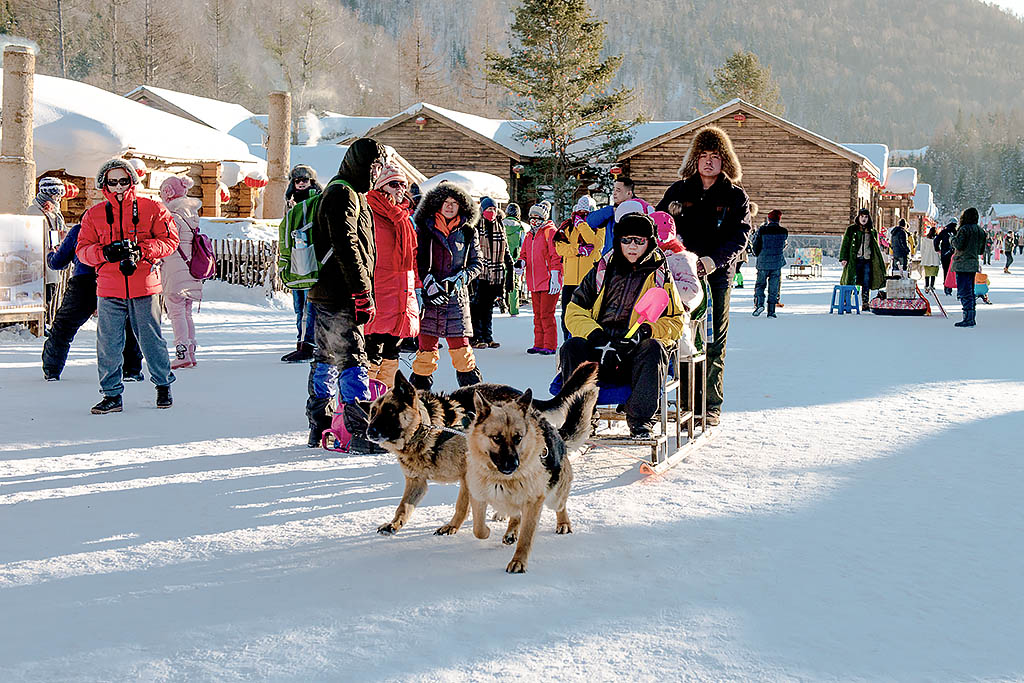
[466,384,594,574]
[366,362,598,537]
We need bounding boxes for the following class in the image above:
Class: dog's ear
[392,371,414,403]
[473,391,491,422]
[517,388,533,413]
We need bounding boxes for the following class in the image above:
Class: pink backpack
[175,212,216,280]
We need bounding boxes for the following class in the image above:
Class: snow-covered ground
[1,265,1022,681]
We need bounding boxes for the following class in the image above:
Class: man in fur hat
[656,126,751,426]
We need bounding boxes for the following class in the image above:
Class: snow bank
[201,280,290,310]
[418,171,510,202]
[200,218,278,242]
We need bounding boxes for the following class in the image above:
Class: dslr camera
[102,239,141,276]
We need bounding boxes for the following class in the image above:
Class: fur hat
[677,126,742,183]
[574,195,597,213]
[768,209,782,222]
[506,202,521,219]
[290,164,317,181]
[529,202,550,220]
[414,181,480,230]
[373,163,407,191]
[38,176,66,199]
[159,176,194,203]
[960,207,979,225]
[95,158,140,190]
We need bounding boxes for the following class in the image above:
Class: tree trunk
[111,1,118,92]
[56,0,66,79]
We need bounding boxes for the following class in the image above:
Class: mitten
[577,243,594,257]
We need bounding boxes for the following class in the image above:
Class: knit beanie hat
[574,195,597,213]
[614,198,652,224]
[38,177,66,199]
[373,163,408,191]
[651,211,676,242]
[506,202,521,219]
[480,196,496,212]
[529,202,550,220]
[768,209,782,222]
[160,175,194,203]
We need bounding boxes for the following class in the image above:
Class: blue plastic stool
[830,285,861,315]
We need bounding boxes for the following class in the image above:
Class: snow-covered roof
[298,111,390,145]
[125,85,257,134]
[840,143,889,183]
[987,203,1024,218]
[912,182,938,219]
[282,144,425,188]
[624,120,692,152]
[418,171,510,203]
[0,74,265,183]
[883,167,918,195]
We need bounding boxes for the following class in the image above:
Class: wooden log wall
[371,117,515,186]
[212,238,283,290]
[198,161,222,217]
[624,113,870,236]
[223,182,256,219]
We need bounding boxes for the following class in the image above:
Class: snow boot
[171,343,192,370]
[156,385,172,408]
[282,342,315,363]
[409,373,433,392]
[91,395,123,414]
[456,368,483,387]
[752,305,764,317]
[767,303,777,318]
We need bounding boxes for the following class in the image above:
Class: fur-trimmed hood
[414,181,480,231]
[677,126,742,183]
[95,158,140,189]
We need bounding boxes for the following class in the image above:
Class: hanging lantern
[128,158,149,179]
[512,164,525,179]
[62,180,80,200]
[244,169,269,189]
[415,115,427,130]
[218,181,230,203]
[733,113,747,127]
[609,165,622,178]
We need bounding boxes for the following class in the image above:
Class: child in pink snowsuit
[159,176,204,368]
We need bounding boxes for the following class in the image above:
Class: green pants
[508,279,520,315]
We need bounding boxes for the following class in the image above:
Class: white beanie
[614,198,652,224]
[574,195,597,213]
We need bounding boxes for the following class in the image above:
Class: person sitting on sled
[560,213,685,440]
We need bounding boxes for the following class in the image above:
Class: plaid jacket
[477,216,512,286]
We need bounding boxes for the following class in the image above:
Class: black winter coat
[309,138,386,309]
[656,174,751,286]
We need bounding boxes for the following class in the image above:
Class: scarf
[434,212,461,237]
[368,189,415,266]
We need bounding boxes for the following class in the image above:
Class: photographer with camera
[76,159,179,414]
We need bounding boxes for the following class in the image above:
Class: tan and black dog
[366,362,598,537]
[466,385,594,574]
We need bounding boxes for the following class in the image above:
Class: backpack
[174,213,215,281]
[278,178,349,290]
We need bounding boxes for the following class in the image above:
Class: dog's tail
[534,362,599,451]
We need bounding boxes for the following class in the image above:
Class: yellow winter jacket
[554,215,605,286]
[565,249,684,344]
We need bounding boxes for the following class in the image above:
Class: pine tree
[485,0,639,219]
[699,50,784,115]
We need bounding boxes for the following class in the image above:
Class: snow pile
[0,73,266,181]
[883,166,918,195]
[418,171,510,202]
[913,182,937,219]
[201,280,291,310]
[200,218,278,242]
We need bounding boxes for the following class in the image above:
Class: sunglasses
[386,181,407,189]
[619,236,648,246]
[105,177,132,188]
[293,177,311,184]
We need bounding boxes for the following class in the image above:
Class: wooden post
[0,45,36,214]
[265,91,291,220]
[199,161,222,217]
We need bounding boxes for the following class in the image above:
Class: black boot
[456,368,483,387]
[767,302,777,318]
[409,373,433,392]
[156,385,172,408]
[297,342,315,360]
[281,341,306,363]
[91,395,123,414]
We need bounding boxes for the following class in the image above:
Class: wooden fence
[212,239,283,291]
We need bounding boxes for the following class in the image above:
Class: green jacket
[951,223,986,273]
[503,217,526,260]
[839,223,886,290]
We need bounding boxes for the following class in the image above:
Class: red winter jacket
[77,185,179,299]
[520,220,562,292]
[364,189,419,338]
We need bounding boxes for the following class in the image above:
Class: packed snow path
[1,269,1022,681]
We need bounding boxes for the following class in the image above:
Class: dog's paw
[555,522,573,535]
[491,512,507,522]
[473,526,491,540]
[377,522,399,535]
[434,524,459,536]
[506,558,527,574]
[502,531,518,545]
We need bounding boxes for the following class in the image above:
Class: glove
[577,243,594,257]
[548,270,561,295]
[423,275,449,307]
[102,242,129,263]
[587,327,611,347]
[514,259,525,277]
[614,323,652,354]
[443,270,468,291]
[353,290,375,326]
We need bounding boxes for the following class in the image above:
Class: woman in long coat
[839,208,886,310]
[159,176,204,368]
[410,181,483,391]
[364,164,419,389]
